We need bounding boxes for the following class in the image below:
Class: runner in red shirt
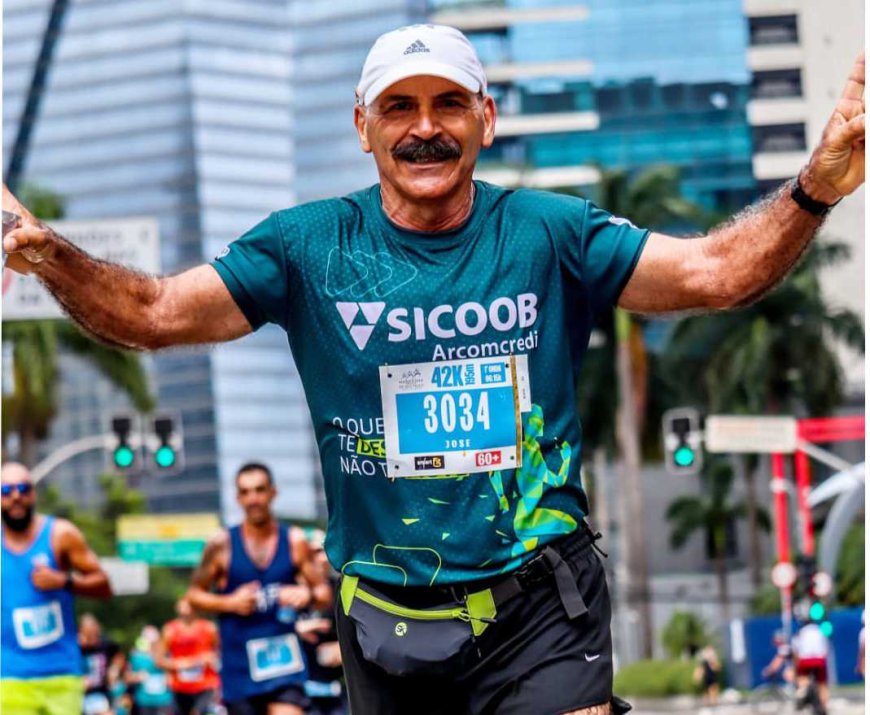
[157,597,220,715]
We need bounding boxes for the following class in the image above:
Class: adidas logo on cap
[403,39,430,55]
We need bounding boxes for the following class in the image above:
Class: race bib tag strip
[246,633,305,682]
[12,601,64,650]
[380,355,530,478]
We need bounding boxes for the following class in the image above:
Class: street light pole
[30,433,113,483]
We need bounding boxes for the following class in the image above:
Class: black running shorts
[336,528,617,714]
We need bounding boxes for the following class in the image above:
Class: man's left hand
[803,51,865,202]
[31,564,68,591]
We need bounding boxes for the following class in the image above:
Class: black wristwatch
[64,572,75,591]
[790,176,841,217]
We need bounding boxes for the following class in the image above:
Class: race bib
[245,633,304,682]
[380,355,531,477]
[83,692,110,715]
[12,601,64,650]
[143,672,168,695]
[177,664,204,683]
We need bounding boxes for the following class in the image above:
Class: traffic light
[809,570,834,637]
[148,414,183,472]
[662,408,703,475]
[110,415,138,470]
[808,597,833,636]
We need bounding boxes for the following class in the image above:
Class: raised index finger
[841,50,865,102]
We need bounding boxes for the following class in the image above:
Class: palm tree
[666,459,771,620]
[1,184,155,465]
[573,165,710,658]
[665,240,864,587]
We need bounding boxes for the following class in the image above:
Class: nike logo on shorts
[585,653,601,662]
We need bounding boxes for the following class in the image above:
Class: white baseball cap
[356,24,487,107]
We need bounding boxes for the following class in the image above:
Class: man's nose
[410,107,440,139]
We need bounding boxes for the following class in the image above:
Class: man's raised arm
[2,184,252,350]
[186,530,259,616]
[618,51,865,315]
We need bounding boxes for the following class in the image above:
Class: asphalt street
[629,693,865,715]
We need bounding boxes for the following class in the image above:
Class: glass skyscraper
[432,0,757,211]
[3,0,317,521]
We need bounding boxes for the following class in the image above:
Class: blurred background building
[744,0,865,392]
[436,0,757,212]
[3,0,316,520]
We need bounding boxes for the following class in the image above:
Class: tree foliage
[574,165,709,459]
[665,240,863,416]
[661,610,710,659]
[666,460,770,552]
[666,459,771,618]
[835,524,865,606]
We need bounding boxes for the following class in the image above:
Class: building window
[748,15,799,46]
[752,69,803,99]
[753,123,806,153]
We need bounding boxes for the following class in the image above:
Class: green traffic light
[113,445,135,469]
[155,445,176,469]
[809,601,826,621]
[820,621,833,637]
[674,446,696,467]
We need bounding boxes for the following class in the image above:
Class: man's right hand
[228,581,260,616]
[2,183,55,274]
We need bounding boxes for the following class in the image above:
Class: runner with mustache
[2,24,864,715]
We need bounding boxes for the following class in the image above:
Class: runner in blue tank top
[1,462,112,715]
[187,463,333,715]
[3,22,864,715]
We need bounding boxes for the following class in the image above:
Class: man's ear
[481,94,497,149]
[354,104,372,153]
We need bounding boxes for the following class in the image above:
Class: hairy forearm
[702,175,828,310]
[186,586,236,614]
[71,570,113,599]
[29,226,164,350]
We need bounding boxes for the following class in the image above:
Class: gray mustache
[392,138,462,163]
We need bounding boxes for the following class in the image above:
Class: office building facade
[3,0,318,520]
[432,0,757,212]
[744,0,864,393]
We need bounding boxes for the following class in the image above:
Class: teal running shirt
[212,181,648,586]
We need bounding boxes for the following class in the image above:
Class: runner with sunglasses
[1,462,112,715]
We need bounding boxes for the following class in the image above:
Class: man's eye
[388,101,413,112]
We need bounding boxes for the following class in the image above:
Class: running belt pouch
[341,575,474,677]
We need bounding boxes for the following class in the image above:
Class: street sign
[100,557,149,595]
[117,513,219,566]
[770,561,798,589]
[2,217,160,321]
[706,416,798,454]
[118,540,206,566]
